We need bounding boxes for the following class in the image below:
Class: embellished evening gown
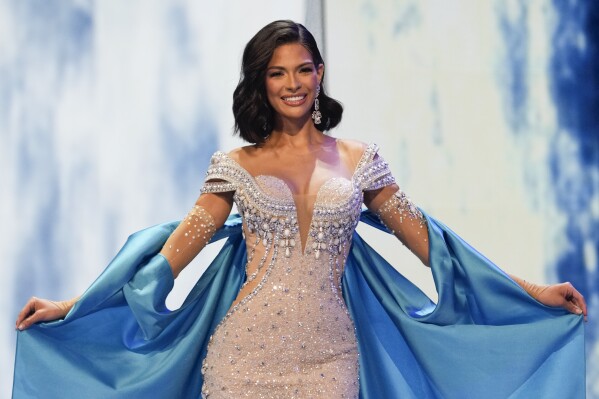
[172,143,428,398]
[12,142,586,399]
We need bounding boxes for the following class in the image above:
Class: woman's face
[265,43,324,125]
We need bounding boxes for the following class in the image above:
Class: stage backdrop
[1,1,597,398]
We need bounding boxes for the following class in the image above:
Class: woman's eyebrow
[266,62,315,71]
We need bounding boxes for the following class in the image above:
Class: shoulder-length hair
[233,20,343,145]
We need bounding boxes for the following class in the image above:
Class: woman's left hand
[535,282,587,321]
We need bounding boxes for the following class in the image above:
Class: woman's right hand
[15,296,77,331]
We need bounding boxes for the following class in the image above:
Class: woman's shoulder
[336,138,376,166]
[224,146,244,162]
[336,138,369,153]
[225,144,258,164]
[204,145,254,161]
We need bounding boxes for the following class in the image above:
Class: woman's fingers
[551,282,588,321]
[561,297,583,315]
[18,309,47,330]
[563,283,587,321]
[15,297,38,329]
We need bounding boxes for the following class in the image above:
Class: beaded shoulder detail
[353,143,396,191]
[201,150,296,215]
[201,143,394,195]
[200,151,242,194]
[354,142,379,171]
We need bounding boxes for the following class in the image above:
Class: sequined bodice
[200,143,394,398]
[244,175,358,257]
[202,144,393,297]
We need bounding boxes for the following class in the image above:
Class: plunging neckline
[219,146,372,255]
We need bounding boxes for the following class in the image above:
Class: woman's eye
[269,71,283,77]
[300,67,313,73]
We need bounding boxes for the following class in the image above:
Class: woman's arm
[364,183,588,320]
[159,191,233,278]
[364,183,430,266]
[15,190,234,331]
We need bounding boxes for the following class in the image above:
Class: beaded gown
[12,143,585,399]
[193,143,425,398]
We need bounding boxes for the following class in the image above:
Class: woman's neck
[267,118,328,152]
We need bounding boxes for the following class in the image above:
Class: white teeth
[283,95,305,102]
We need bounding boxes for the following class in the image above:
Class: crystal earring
[312,85,322,125]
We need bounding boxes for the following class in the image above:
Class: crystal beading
[377,190,426,228]
[161,205,216,272]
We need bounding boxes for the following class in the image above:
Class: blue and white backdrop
[1,1,598,397]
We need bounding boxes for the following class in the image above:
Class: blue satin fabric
[13,211,585,398]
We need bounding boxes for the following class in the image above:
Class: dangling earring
[312,85,322,125]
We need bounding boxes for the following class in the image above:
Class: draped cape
[12,211,585,398]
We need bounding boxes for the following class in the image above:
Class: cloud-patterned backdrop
[2,0,597,397]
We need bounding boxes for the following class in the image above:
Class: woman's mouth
[281,94,307,106]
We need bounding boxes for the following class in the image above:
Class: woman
[14,20,586,399]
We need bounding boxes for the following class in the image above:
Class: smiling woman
[232,20,342,144]
[13,19,587,399]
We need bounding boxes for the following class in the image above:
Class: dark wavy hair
[233,20,343,144]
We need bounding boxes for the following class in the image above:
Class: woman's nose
[285,74,301,91]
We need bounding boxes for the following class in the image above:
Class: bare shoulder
[336,138,369,156]
[336,138,369,165]
[226,145,258,163]
[226,145,270,172]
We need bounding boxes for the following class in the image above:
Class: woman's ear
[317,63,324,84]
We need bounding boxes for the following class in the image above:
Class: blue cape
[12,211,585,398]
